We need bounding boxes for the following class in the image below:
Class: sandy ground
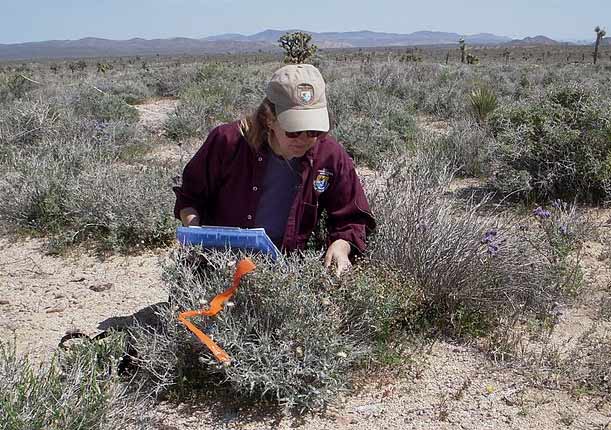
[1,100,610,429]
[0,238,167,363]
[134,98,179,135]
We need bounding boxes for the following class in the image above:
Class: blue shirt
[254,152,302,246]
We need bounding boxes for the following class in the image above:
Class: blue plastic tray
[176,226,281,260]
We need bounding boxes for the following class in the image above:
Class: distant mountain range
[0,29,596,61]
[506,35,561,46]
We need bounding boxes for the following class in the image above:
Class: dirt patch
[134,98,179,135]
[417,114,451,136]
[0,237,167,363]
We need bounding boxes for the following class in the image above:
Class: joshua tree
[96,62,112,74]
[502,48,511,64]
[594,26,606,64]
[278,31,318,64]
[459,37,466,63]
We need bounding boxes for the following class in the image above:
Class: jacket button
[247,214,252,220]
[252,186,258,191]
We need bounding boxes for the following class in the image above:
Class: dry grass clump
[0,335,151,430]
[563,326,611,397]
[130,248,415,412]
[367,150,586,335]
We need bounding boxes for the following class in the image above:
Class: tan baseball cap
[265,64,330,133]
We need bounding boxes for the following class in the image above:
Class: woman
[173,64,375,275]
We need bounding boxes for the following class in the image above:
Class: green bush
[72,89,139,123]
[164,64,265,141]
[131,249,415,412]
[0,336,149,430]
[0,143,177,252]
[488,83,611,202]
[104,79,153,105]
[329,81,416,166]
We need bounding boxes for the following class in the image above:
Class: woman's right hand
[179,207,201,227]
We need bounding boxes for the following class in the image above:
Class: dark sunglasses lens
[306,130,325,138]
[285,130,325,138]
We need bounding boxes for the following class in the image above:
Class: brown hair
[239,98,276,151]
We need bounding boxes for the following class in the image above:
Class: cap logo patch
[297,84,314,105]
[313,168,333,193]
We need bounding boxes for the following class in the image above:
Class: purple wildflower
[559,224,569,235]
[532,207,551,219]
[481,229,497,244]
[481,229,500,257]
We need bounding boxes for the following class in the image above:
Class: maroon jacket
[173,122,375,253]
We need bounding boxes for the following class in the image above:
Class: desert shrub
[131,249,415,412]
[163,93,219,141]
[0,99,63,146]
[103,79,153,105]
[525,200,592,297]
[0,145,176,252]
[141,67,193,98]
[0,99,142,155]
[329,80,416,166]
[419,66,471,119]
[189,63,265,114]
[164,64,265,141]
[0,73,37,101]
[488,82,611,202]
[0,336,149,430]
[423,119,493,177]
[367,151,584,334]
[71,88,139,123]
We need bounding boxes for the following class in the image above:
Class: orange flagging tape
[178,258,256,363]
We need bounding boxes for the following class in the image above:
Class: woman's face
[268,121,321,159]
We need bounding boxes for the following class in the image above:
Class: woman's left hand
[324,239,352,277]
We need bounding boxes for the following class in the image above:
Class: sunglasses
[284,130,326,139]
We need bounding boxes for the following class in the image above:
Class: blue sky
[2,0,609,44]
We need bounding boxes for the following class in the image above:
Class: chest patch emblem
[313,169,333,193]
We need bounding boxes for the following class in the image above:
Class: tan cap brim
[276,106,330,132]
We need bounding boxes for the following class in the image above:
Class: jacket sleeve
[321,152,376,254]
[173,126,227,221]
